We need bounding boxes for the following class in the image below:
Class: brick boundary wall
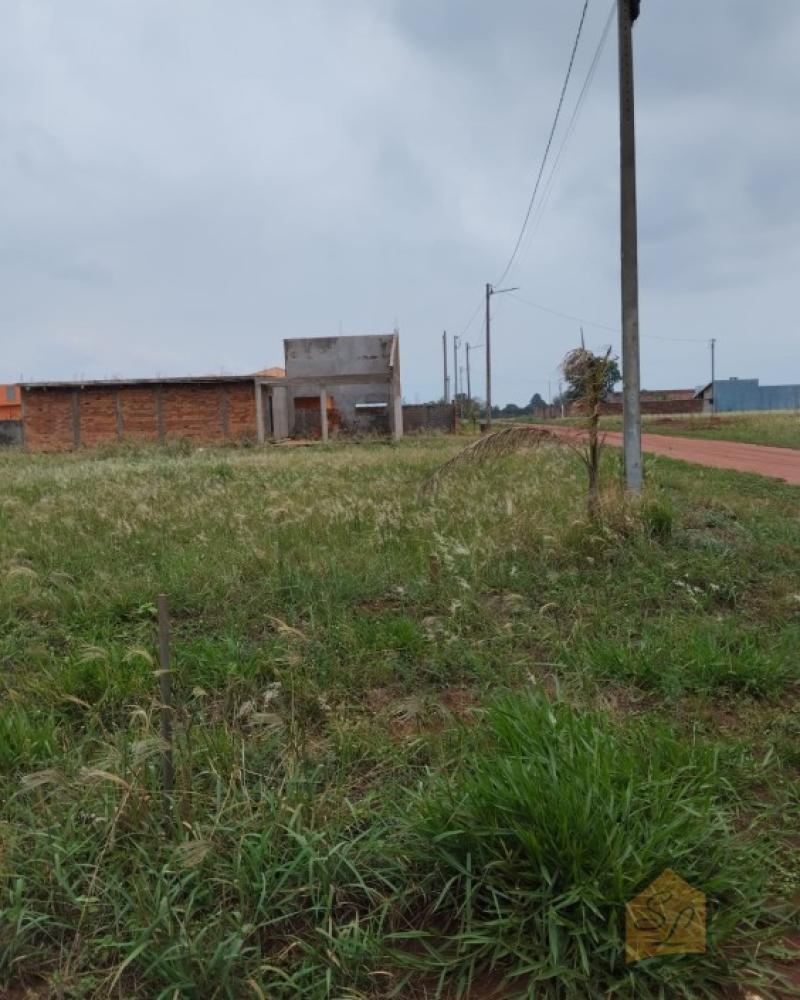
[402,403,457,433]
[565,399,704,417]
[22,382,258,452]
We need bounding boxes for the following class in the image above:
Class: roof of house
[253,366,286,377]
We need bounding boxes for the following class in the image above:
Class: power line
[523,2,616,254]
[456,298,484,340]
[507,293,710,344]
[448,2,598,365]
[509,292,619,333]
[495,0,591,289]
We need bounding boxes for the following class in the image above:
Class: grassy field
[1,436,799,998]
[542,411,800,450]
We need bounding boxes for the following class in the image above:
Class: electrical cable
[523,2,616,254]
[450,2,605,349]
[494,0,591,288]
[508,292,710,344]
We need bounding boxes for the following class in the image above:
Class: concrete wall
[22,382,257,452]
[402,403,456,433]
[713,379,800,413]
[0,420,22,447]
[284,336,395,378]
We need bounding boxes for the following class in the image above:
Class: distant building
[0,384,23,447]
[606,388,696,405]
[0,384,21,421]
[18,335,406,452]
[589,387,702,417]
[695,378,800,413]
[256,334,403,441]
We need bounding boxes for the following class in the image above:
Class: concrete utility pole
[710,337,716,415]
[485,282,518,431]
[453,335,460,404]
[443,331,450,403]
[485,284,492,429]
[618,0,643,491]
[466,343,472,404]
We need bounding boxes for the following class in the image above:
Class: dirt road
[546,427,800,486]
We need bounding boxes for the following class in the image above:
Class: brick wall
[564,399,703,417]
[24,391,75,452]
[120,387,159,440]
[402,403,456,433]
[80,389,119,447]
[23,381,258,452]
[226,384,257,439]
[163,385,225,442]
[596,399,704,416]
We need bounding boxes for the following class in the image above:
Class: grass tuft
[404,693,786,998]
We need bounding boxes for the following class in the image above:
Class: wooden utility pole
[443,331,449,403]
[485,283,492,429]
[618,0,643,491]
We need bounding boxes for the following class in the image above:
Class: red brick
[23,391,75,452]
[23,381,258,452]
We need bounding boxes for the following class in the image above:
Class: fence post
[157,594,175,830]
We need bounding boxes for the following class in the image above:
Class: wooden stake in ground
[157,593,175,829]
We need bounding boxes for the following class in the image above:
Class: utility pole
[485,284,492,429]
[453,335,460,405]
[710,337,716,415]
[618,0,643,491]
[485,282,518,431]
[466,343,472,405]
[443,331,449,403]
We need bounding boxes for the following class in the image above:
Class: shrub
[403,694,781,998]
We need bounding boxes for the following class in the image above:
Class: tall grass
[0,438,798,995]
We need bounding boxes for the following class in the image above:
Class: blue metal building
[695,378,800,413]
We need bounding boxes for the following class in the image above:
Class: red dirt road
[546,427,800,486]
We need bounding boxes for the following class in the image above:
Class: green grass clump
[406,694,782,998]
[575,621,797,698]
[1,758,401,999]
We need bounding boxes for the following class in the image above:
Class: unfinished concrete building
[19,334,404,451]
[255,334,403,442]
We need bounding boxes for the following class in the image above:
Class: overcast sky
[2,0,799,403]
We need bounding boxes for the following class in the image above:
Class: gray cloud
[1,0,798,401]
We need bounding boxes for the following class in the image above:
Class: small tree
[562,355,620,402]
[561,347,618,517]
